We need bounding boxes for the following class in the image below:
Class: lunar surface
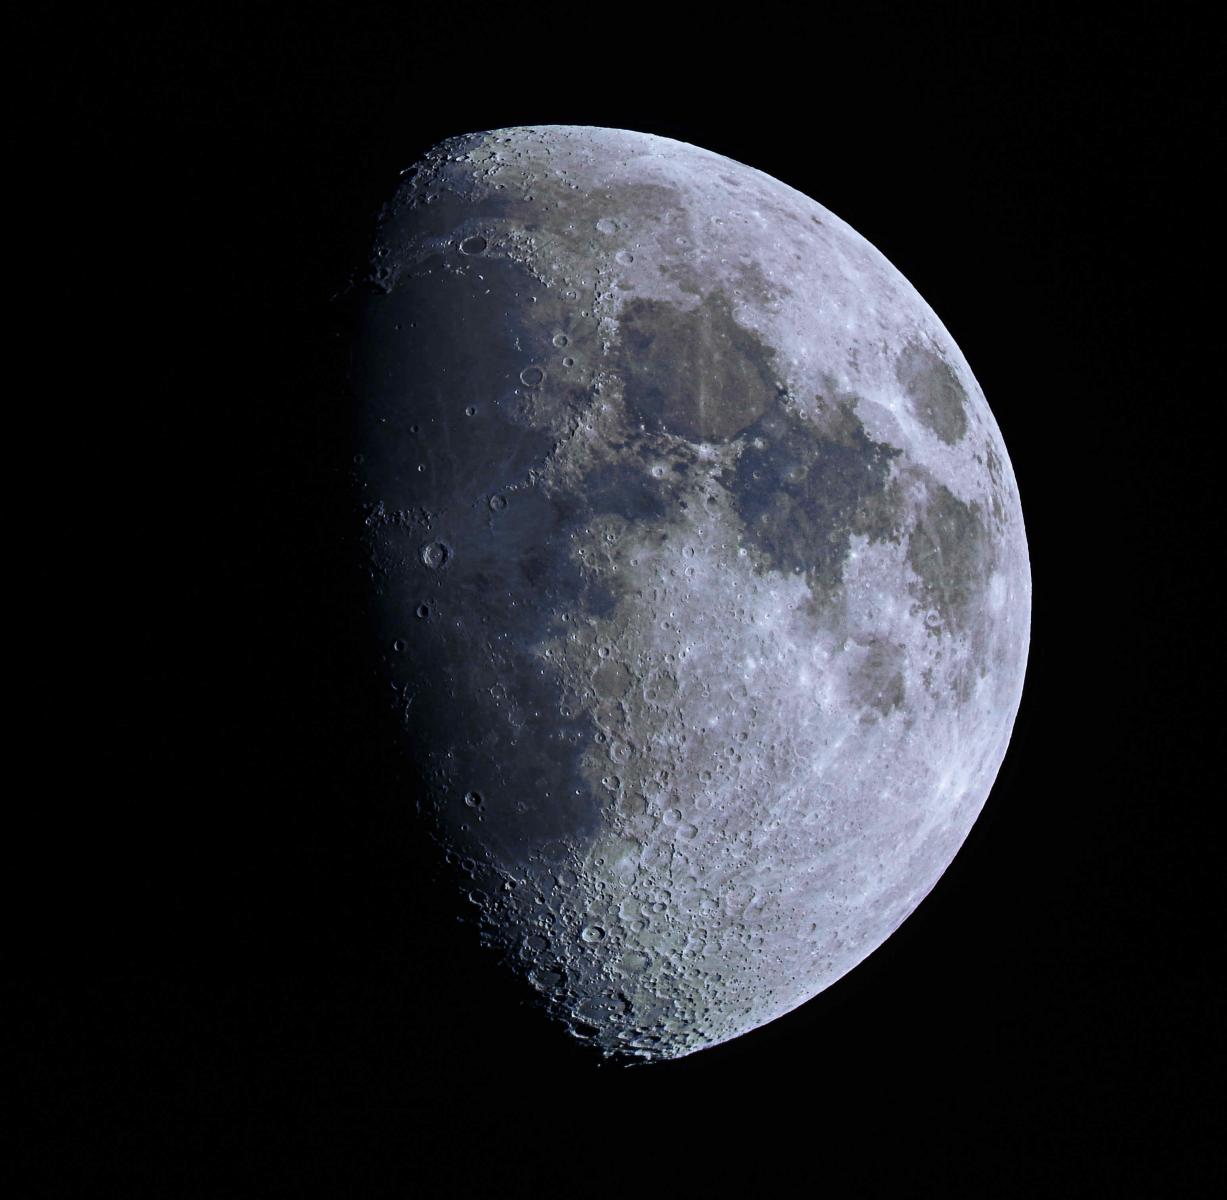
[347,125,1030,1061]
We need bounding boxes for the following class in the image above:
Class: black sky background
[15,6,1218,1195]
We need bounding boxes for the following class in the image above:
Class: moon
[348,125,1030,1061]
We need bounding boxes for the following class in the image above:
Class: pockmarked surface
[349,126,1030,1061]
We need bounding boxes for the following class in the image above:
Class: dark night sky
[15,6,1218,1194]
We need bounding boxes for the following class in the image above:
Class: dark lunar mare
[895,341,970,446]
[353,245,615,869]
[617,291,784,443]
[733,397,904,605]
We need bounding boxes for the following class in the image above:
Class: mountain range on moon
[347,125,1031,1061]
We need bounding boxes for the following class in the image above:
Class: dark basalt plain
[347,126,1031,1061]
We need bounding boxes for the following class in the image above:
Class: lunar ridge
[350,125,1030,1061]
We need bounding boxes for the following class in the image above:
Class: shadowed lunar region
[348,126,1030,1062]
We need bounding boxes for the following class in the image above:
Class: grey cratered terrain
[349,125,1030,1061]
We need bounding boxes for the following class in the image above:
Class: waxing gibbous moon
[348,125,1030,1061]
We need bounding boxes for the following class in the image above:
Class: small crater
[420,541,452,569]
[519,365,546,387]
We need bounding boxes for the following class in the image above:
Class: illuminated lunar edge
[352,125,1031,1061]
